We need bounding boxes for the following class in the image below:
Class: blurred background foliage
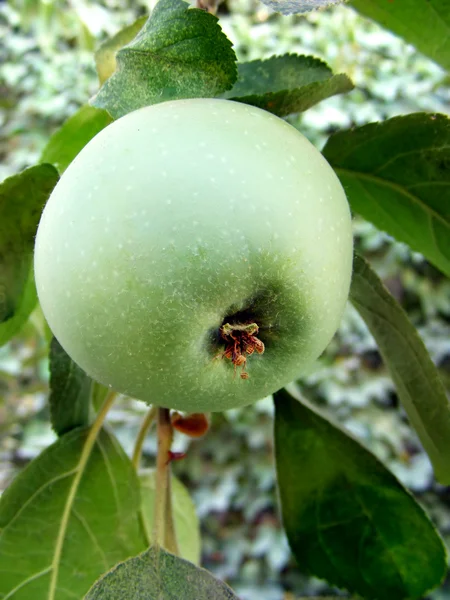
[1,0,450,598]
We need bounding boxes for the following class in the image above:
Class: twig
[153,407,174,549]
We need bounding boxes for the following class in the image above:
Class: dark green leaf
[323,113,450,277]
[0,164,58,345]
[95,16,147,85]
[0,427,146,599]
[92,0,237,119]
[140,470,201,565]
[0,268,37,346]
[350,254,450,484]
[222,55,353,117]
[260,0,345,15]
[350,0,450,71]
[85,546,239,599]
[41,105,113,173]
[274,387,447,599]
[49,337,92,436]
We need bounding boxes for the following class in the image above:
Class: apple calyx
[219,322,265,379]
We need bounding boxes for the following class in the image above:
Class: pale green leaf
[139,469,201,565]
[261,0,346,15]
[0,427,146,599]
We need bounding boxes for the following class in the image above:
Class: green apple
[34,98,353,412]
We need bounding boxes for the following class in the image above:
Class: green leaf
[0,268,37,346]
[91,0,237,120]
[0,164,59,346]
[350,0,450,71]
[95,16,147,85]
[323,113,450,277]
[91,381,111,412]
[49,337,92,436]
[350,254,450,484]
[0,427,146,600]
[222,55,353,117]
[139,469,201,565]
[85,546,239,599]
[274,387,447,600]
[41,105,113,174]
[260,0,346,15]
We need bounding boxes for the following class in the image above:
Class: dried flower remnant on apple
[219,322,265,379]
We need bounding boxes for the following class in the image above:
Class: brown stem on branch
[196,0,221,14]
[153,407,179,555]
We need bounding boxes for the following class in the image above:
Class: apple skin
[34,98,353,413]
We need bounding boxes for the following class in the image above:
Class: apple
[34,98,353,413]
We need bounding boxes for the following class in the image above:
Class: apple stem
[153,407,180,556]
